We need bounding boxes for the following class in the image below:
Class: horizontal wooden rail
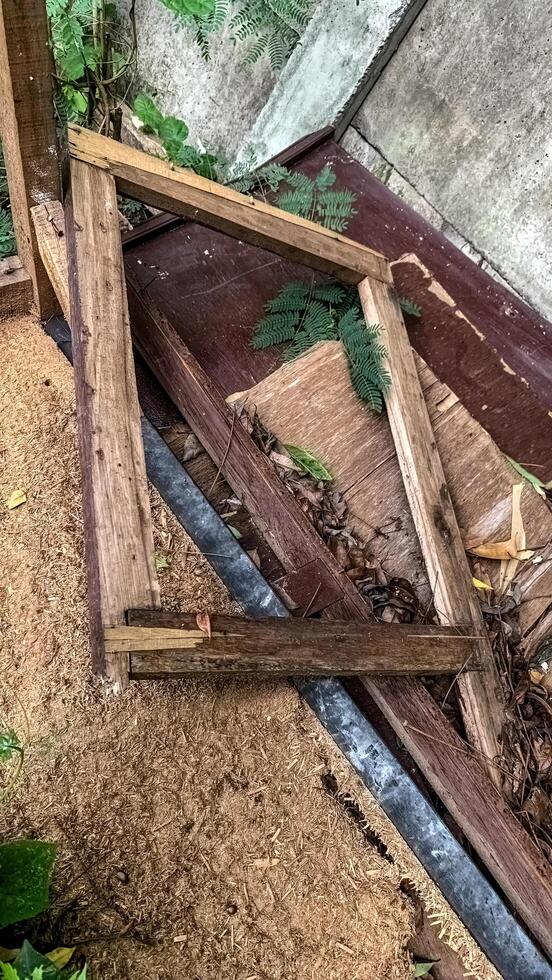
[67,125,391,286]
[113,610,482,678]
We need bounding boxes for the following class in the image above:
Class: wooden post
[66,159,160,689]
[358,276,504,782]
[0,0,60,316]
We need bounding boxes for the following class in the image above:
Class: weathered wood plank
[108,610,482,677]
[232,340,552,637]
[0,256,32,317]
[358,276,504,782]
[67,125,391,286]
[0,0,59,315]
[66,160,160,689]
[31,201,69,319]
[126,280,552,955]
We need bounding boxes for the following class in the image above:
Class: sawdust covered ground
[0,314,415,978]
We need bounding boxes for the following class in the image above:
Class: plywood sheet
[230,342,552,635]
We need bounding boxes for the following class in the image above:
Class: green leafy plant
[1,941,86,979]
[0,142,15,261]
[159,0,315,69]
[234,161,357,232]
[133,94,220,178]
[0,840,57,929]
[252,280,390,411]
[252,280,421,410]
[47,0,135,135]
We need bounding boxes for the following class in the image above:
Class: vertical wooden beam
[66,159,160,690]
[358,276,504,782]
[0,0,59,315]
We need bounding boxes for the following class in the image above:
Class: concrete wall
[118,0,425,165]
[350,0,552,320]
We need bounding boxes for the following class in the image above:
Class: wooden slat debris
[106,611,482,677]
[65,161,160,689]
[358,276,504,781]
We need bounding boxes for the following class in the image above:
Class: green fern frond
[267,30,288,69]
[311,282,346,305]
[283,331,317,362]
[285,170,314,194]
[251,311,302,347]
[315,164,336,191]
[277,186,314,217]
[265,281,311,312]
[243,31,270,63]
[399,296,422,318]
[251,279,391,411]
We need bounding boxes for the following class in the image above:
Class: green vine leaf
[284,445,333,482]
[133,93,164,134]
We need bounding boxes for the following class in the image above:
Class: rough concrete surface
[354,0,552,319]
[341,126,519,295]
[117,0,278,160]
[234,0,424,163]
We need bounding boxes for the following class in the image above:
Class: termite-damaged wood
[65,160,160,689]
[67,125,391,287]
[0,0,59,315]
[126,279,552,957]
[358,276,504,784]
[109,610,482,677]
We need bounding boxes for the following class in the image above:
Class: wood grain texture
[358,276,504,780]
[68,125,391,286]
[129,282,552,955]
[0,0,59,314]
[232,341,552,638]
[0,256,32,316]
[66,159,160,689]
[31,201,69,319]
[108,610,482,677]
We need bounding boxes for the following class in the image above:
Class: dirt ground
[0,314,497,979]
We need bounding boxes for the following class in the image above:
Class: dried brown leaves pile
[245,411,422,625]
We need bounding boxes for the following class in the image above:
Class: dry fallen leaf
[5,489,27,510]
[196,610,212,640]
[472,577,493,592]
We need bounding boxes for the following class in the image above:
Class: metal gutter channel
[46,316,552,979]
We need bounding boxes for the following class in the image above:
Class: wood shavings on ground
[0,315,497,979]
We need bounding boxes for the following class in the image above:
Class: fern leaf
[267,30,287,70]
[265,281,310,312]
[285,170,314,194]
[243,31,271,63]
[277,186,314,218]
[399,296,422,318]
[251,311,301,348]
[311,282,346,305]
[314,164,336,191]
[256,162,290,191]
[283,331,316,362]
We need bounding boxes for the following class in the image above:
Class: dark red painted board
[124,136,552,477]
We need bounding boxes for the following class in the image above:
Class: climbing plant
[252,281,421,411]
[46,0,136,135]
